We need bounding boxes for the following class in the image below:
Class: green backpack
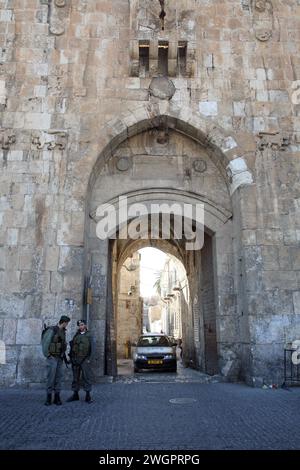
[41,324,58,358]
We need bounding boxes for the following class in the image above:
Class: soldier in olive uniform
[67,319,94,404]
[42,315,70,406]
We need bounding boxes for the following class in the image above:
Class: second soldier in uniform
[67,319,94,403]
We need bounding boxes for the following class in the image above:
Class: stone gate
[0,0,300,387]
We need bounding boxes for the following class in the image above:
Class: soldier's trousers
[46,356,63,393]
[71,360,92,392]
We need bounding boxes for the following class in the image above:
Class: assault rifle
[62,352,70,368]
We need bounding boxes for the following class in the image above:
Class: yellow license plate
[148,360,163,365]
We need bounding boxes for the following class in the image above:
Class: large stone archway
[83,111,255,383]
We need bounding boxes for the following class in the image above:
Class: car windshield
[137,336,170,347]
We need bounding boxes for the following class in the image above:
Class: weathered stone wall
[0,0,299,386]
[149,304,163,331]
[117,252,142,358]
[201,233,218,375]
[159,255,185,340]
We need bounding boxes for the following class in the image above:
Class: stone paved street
[1,367,300,450]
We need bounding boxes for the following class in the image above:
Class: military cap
[59,315,71,323]
[77,319,87,326]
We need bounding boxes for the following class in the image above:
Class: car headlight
[164,354,175,359]
[136,354,147,360]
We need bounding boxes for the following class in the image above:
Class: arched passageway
[83,115,253,383]
[114,234,219,377]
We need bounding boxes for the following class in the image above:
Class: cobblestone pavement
[0,368,300,450]
[115,359,222,384]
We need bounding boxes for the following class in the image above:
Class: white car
[133,333,177,373]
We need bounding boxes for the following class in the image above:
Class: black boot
[66,391,79,402]
[53,393,62,405]
[85,391,93,403]
[44,393,52,406]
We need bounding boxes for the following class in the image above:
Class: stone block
[63,272,83,292]
[283,229,299,245]
[244,270,263,294]
[239,185,257,229]
[241,229,257,246]
[125,77,140,89]
[45,246,59,271]
[278,246,292,270]
[269,90,289,102]
[262,246,279,270]
[244,246,263,272]
[257,229,284,246]
[262,271,297,291]
[17,345,45,385]
[24,113,51,130]
[290,247,300,270]
[199,101,218,116]
[0,246,4,270]
[2,319,17,345]
[24,293,43,318]
[0,10,14,22]
[222,136,238,152]
[34,85,47,97]
[16,318,43,345]
[71,211,85,227]
[7,228,18,246]
[18,249,35,270]
[20,271,37,294]
[41,294,56,318]
[57,224,84,246]
[249,314,290,344]
[283,315,300,342]
[253,116,265,132]
[0,363,17,387]
[58,246,84,273]
[0,295,25,319]
[266,290,294,315]
[256,68,266,80]
[218,316,238,343]
[7,150,23,161]
[33,63,48,76]
[221,358,241,382]
[4,210,27,228]
[250,343,285,386]
[248,290,294,316]
[218,294,236,317]
[233,101,246,117]
[50,271,64,294]
[293,291,300,315]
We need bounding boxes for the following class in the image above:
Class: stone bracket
[31,130,68,150]
[0,130,16,150]
[257,132,290,151]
